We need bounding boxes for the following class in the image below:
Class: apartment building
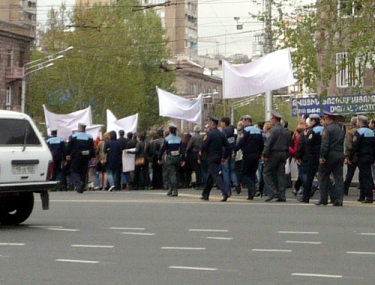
[0,0,37,37]
[0,21,34,111]
[316,0,375,96]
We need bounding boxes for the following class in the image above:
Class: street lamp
[21,46,74,113]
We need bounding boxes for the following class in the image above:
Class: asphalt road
[0,187,374,285]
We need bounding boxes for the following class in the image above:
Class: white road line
[110,227,145,230]
[121,232,155,236]
[0,243,25,246]
[55,259,100,264]
[161,247,205,250]
[169,266,217,271]
[252,249,292,252]
[28,226,63,228]
[360,233,375,236]
[206,237,233,240]
[347,251,375,255]
[278,231,319,234]
[292,273,342,278]
[285,241,322,245]
[189,229,228,232]
[47,228,79,232]
[71,245,114,248]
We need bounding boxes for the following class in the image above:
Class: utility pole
[264,0,273,121]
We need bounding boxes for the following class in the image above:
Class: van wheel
[0,193,34,225]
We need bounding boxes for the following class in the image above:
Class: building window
[338,0,362,17]
[6,87,12,106]
[7,49,13,67]
[19,51,24,67]
[336,52,363,88]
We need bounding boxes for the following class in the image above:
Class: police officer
[66,123,95,193]
[233,115,263,200]
[186,125,204,189]
[46,129,66,191]
[343,117,359,197]
[158,124,185,197]
[317,111,345,206]
[349,115,375,203]
[297,114,323,203]
[262,111,292,202]
[200,114,231,202]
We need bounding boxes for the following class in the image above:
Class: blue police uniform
[158,133,185,196]
[46,135,66,189]
[66,131,95,193]
[234,125,263,199]
[351,126,375,203]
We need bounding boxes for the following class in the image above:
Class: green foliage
[28,0,174,130]
[250,0,375,97]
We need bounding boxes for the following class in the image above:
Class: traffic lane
[0,192,373,284]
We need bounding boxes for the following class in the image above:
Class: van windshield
[0,119,41,146]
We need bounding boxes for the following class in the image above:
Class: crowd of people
[46,112,375,205]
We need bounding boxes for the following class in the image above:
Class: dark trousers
[202,161,230,198]
[302,157,319,202]
[319,153,344,204]
[191,152,202,187]
[358,156,374,202]
[165,156,180,193]
[70,156,90,191]
[263,152,288,199]
[343,162,358,195]
[241,155,259,198]
[152,157,163,189]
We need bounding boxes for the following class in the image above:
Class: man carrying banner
[66,123,95,194]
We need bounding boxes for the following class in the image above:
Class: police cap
[309,114,320,120]
[51,129,57,136]
[271,110,282,119]
[208,113,219,123]
[193,125,201,132]
[169,123,177,129]
[78,123,86,128]
[323,110,336,118]
[241,115,252,120]
[357,115,368,122]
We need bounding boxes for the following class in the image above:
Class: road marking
[121,232,155,236]
[292,273,342,278]
[360,233,375,236]
[47,228,79,232]
[0,243,25,246]
[71,245,114,248]
[169,266,217,271]
[161,247,205,250]
[28,226,63,228]
[278,231,319,235]
[347,251,375,255]
[285,241,322,245]
[206,237,233,240]
[189,229,228,232]
[55,259,100,264]
[252,249,292,252]
[110,227,145,230]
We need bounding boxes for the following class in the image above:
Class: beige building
[0,0,37,37]
[76,0,118,5]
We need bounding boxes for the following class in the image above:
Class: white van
[0,110,58,225]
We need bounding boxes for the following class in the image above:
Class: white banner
[43,105,92,140]
[156,87,202,125]
[106,110,138,136]
[223,48,296,99]
[122,148,135,172]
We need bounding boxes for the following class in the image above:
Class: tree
[28,0,175,130]
[250,0,375,98]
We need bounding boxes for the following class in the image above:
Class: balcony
[5,67,23,81]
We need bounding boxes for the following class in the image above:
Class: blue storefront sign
[291,94,375,117]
